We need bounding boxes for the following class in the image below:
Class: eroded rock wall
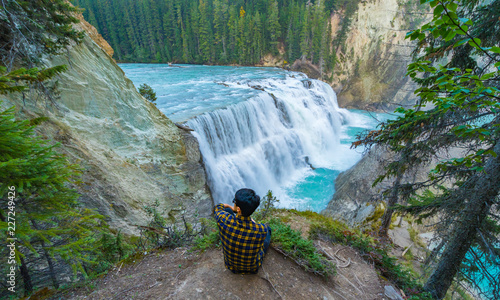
[0,17,212,235]
[289,0,428,111]
[332,0,428,111]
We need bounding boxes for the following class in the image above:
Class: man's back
[214,203,268,274]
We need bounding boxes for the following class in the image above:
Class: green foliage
[138,83,157,103]
[136,201,195,250]
[192,218,220,251]
[1,1,82,106]
[0,66,68,95]
[0,3,106,295]
[88,231,134,276]
[330,0,361,52]
[407,225,428,249]
[0,0,83,66]
[268,217,336,278]
[254,190,279,220]
[309,220,429,297]
[267,0,281,54]
[362,202,386,231]
[0,102,109,295]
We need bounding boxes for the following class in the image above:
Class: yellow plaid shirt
[214,204,268,274]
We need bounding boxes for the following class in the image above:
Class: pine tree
[213,0,229,62]
[237,8,247,64]
[162,0,176,61]
[355,0,500,298]
[285,1,301,63]
[173,1,184,61]
[267,0,281,55]
[319,18,332,77]
[138,83,157,103]
[1,1,115,293]
[227,7,239,63]
[0,67,107,295]
[198,0,214,63]
[180,18,191,63]
[311,0,327,64]
[102,0,122,59]
[253,11,263,63]
[1,0,84,69]
[299,3,311,60]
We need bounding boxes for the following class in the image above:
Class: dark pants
[263,226,271,254]
[224,207,272,254]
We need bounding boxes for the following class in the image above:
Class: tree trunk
[30,220,59,289]
[424,142,500,299]
[222,36,227,59]
[41,243,59,289]
[424,238,446,266]
[19,255,33,295]
[379,173,402,236]
[379,142,413,236]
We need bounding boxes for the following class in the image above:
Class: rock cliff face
[322,145,463,224]
[322,146,401,224]
[319,0,433,223]
[0,17,212,235]
[332,0,427,110]
[290,0,427,111]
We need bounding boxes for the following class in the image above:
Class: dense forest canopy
[71,0,360,70]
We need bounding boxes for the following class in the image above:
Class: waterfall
[186,75,351,205]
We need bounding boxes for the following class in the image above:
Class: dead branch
[260,265,284,299]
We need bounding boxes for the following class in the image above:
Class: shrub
[138,83,157,103]
[268,218,336,278]
[136,200,194,250]
[254,190,279,220]
[192,218,220,251]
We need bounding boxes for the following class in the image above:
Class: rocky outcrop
[322,145,396,224]
[75,12,114,58]
[290,60,321,80]
[0,16,212,235]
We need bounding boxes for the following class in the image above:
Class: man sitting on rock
[213,188,271,274]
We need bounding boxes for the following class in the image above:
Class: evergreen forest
[71,0,359,69]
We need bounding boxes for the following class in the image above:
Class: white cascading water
[186,75,351,205]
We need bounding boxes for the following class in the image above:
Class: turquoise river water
[120,63,390,212]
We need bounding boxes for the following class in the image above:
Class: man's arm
[213,203,236,224]
[222,203,235,211]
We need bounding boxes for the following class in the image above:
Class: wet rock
[302,79,313,89]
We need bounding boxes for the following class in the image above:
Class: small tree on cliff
[138,83,157,104]
[355,0,500,298]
